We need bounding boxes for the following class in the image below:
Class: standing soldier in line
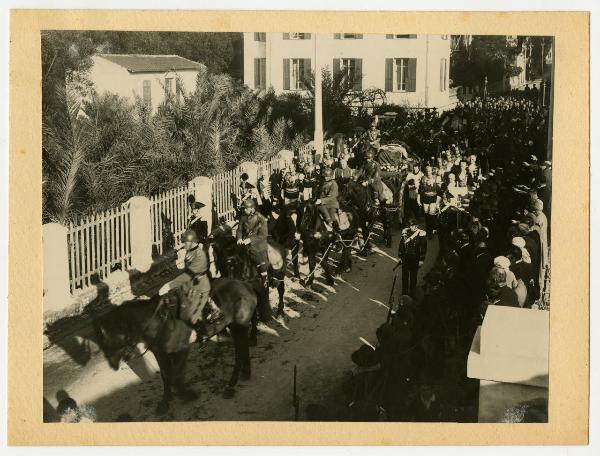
[301,161,319,202]
[187,201,208,245]
[404,162,424,220]
[159,230,221,343]
[237,198,270,289]
[398,217,427,297]
[418,166,442,239]
[281,162,301,227]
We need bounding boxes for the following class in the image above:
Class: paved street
[43,226,439,422]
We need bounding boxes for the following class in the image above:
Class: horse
[296,199,355,289]
[95,278,258,414]
[342,180,381,253]
[209,222,287,318]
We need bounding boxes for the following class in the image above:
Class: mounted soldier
[237,198,270,289]
[367,120,382,150]
[187,201,208,245]
[281,162,301,226]
[158,229,222,342]
[239,172,262,211]
[315,167,340,232]
[354,148,384,205]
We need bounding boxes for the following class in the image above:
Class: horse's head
[96,313,136,370]
[223,244,255,281]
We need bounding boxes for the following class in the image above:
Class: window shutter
[254,32,259,41]
[303,58,312,89]
[408,34,417,39]
[333,58,341,79]
[305,33,312,39]
[407,58,417,92]
[254,59,260,89]
[261,59,267,89]
[439,58,443,91]
[355,34,363,39]
[386,34,394,39]
[385,58,393,92]
[334,33,341,39]
[283,33,290,40]
[354,59,363,91]
[283,59,290,90]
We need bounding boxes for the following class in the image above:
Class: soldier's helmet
[243,198,257,209]
[182,229,199,243]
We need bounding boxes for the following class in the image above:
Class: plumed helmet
[182,229,199,243]
[243,198,257,209]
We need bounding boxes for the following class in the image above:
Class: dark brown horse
[209,221,287,318]
[95,278,258,414]
[297,199,355,288]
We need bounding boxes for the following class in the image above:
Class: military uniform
[281,170,301,208]
[398,227,427,297]
[237,211,269,277]
[356,160,384,201]
[316,178,340,228]
[167,245,211,324]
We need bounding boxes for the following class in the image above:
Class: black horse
[296,199,355,289]
[95,278,258,414]
[342,180,380,253]
[209,221,287,318]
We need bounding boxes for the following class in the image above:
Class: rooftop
[97,54,203,73]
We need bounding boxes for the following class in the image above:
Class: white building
[88,54,204,113]
[244,33,452,109]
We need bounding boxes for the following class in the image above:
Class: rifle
[386,271,398,324]
[293,364,300,421]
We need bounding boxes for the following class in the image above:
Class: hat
[494,256,511,269]
[532,199,544,211]
[192,201,206,210]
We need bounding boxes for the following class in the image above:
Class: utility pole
[313,33,324,161]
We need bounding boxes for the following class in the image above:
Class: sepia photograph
[38,28,556,424]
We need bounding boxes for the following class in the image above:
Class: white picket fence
[67,204,132,292]
[62,144,310,293]
[150,183,193,255]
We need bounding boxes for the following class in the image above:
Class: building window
[143,80,151,105]
[283,58,311,90]
[254,58,266,89]
[334,33,363,39]
[385,58,416,92]
[395,58,409,91]
[440,58,448,91]
[333,58,362,91]
[284,33,311,40]
[386,34,417,39]
[254,32,266,42]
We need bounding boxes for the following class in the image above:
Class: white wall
[243,33,451,109]
[88,56,200,113]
